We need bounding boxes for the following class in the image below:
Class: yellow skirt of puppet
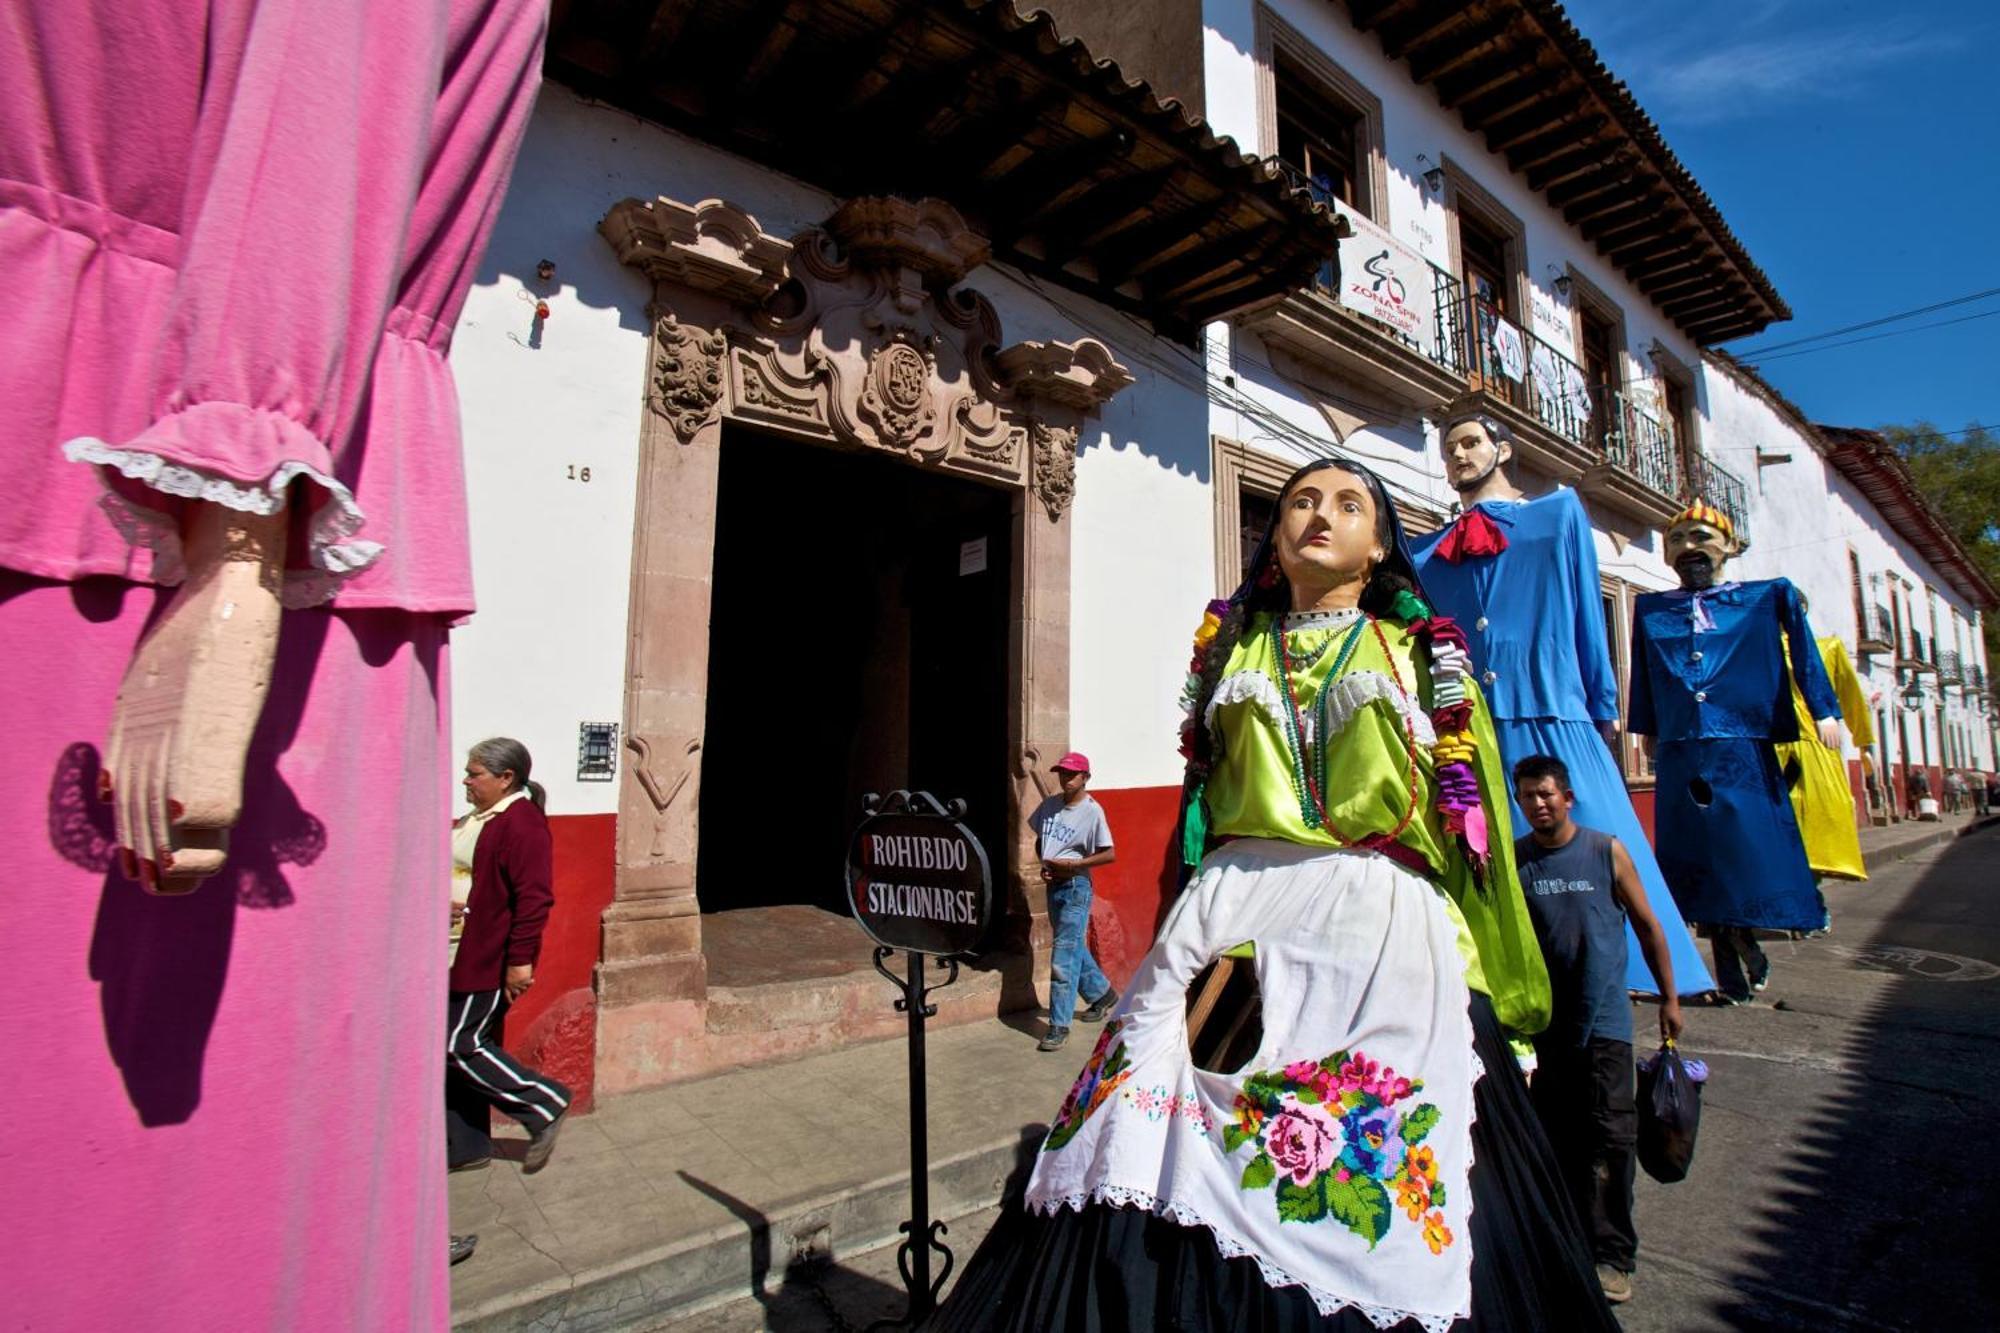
[1775,635,1870,881]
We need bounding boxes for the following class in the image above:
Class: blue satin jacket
[1410,488,1619,724]
[1628,578,1840,742]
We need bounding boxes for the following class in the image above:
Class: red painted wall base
[502,812,615,1114]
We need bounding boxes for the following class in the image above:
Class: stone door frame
[590,194,1131,1090]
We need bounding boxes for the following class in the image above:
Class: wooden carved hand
[103,503,286,893]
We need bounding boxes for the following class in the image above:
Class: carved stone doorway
[696,426,1013,928]
[593,194,1131,1092]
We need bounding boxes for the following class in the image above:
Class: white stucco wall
[448,86,1220,806]
[1705,363,1994,773]
[1192,0,1994,777]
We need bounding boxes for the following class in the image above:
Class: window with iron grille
[578,722,619,782]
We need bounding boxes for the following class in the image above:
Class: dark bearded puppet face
[1665,517,1736,591]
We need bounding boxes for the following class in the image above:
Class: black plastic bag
[1636,1042,1708,1184]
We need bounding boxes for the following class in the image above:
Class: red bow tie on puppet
[1433,507,1508,564]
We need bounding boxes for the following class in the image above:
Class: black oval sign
[846,791,993,957]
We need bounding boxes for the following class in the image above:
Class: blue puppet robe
[1628,578,1841,932]
[1413,489,1713,994]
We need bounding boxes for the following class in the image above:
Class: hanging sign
[847,790,993,956]
[1529,284,1575,358]
[1332,202,1430,342]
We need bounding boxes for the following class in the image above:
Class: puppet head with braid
[1175,456,1484,875]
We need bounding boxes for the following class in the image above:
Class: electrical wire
[1729,285,2000,357]
[1741,308,2000,367]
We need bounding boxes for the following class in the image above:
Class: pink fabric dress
[0,1,544,1326]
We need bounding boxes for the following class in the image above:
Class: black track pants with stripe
[446,989,570,1162]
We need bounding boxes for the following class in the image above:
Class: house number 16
[567,465,592,482]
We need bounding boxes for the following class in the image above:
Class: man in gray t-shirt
[1029,752,1117,1051]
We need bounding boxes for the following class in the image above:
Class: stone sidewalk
[1853,806,1994,864]
[449,1008,1075,1331]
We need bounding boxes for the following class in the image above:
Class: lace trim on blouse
[62,438,384,609]
[1207,668,1438,749]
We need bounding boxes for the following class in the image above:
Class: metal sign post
[845,790,993,1328]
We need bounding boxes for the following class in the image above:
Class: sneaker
[448,1156,491,1173]
[1596,1265,1632,1304]
[449,1234,479,1266]
[1750,956,1772,993]
[1037,1026,1070,1052]
[1078,987,1120,1023]
[523,1110,566,1174]
[1710,989,1750,1008]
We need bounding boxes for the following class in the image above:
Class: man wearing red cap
[1030,752,1118,1051]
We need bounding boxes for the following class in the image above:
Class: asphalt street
[677,825,2000,1331]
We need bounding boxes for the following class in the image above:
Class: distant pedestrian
[447,738,571,1173]
[1945,769,1966,815]
[1513,755,1685,1307]
[1907,766,1931,820]
[1028,753,1117,1052]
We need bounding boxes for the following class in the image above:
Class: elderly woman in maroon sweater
[447,737,571,1173]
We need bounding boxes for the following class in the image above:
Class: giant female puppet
[935,457,1616,1331]
[1,0,544,1325]
[1628,502,1842,1003]
[1411,413,1712,999]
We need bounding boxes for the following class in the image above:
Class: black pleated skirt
[927,992,1619,1332]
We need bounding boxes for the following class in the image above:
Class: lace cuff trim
[1027,1184,1462,1332]
[62,438,384,609]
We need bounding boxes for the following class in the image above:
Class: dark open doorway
[697,428,1013,926]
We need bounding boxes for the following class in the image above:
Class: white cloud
[1644,25,1958,123]
[1562,1,1967,127]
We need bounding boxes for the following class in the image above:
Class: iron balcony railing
[1269,167,1690,507]
[1431,278,1601,452]
[1603,390,1682,498]
[1940,648,1963,684]
[1970,662,1986,692]
[1682,452,1751,545]
[1859,604,1896,650]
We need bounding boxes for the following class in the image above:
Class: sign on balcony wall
[1529,285,1575,358]
[1333,202,1429,343]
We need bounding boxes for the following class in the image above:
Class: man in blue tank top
[1513,754,1686,1307]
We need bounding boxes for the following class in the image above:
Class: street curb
[450,1131,1035,1332]
[1862,814,1997,868]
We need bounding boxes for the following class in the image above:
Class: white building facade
[439,0,1993,1100]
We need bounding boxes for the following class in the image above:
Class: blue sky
[1561,0,1998,433]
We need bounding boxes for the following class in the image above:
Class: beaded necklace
[1269,615,1422,846]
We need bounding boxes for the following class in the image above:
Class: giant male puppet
[1628,501,1842,1002]
[1412,412,1711,996]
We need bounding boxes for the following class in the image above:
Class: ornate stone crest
[859,333,939,452]
[1031,420,1080,521]
[604,193,1134,499]
[651,313,727,442]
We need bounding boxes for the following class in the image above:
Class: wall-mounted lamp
[536,258,556,283]
[1416,154,1444,195]
[1546,264,1574,299]
[1900,676,1927,713]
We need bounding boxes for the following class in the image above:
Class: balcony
[1901,630,1936,673]
[1857,604,1895,654]
[1682,452,1752,546]
[1940,649,1963,685]
[1241,187,1687,528]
